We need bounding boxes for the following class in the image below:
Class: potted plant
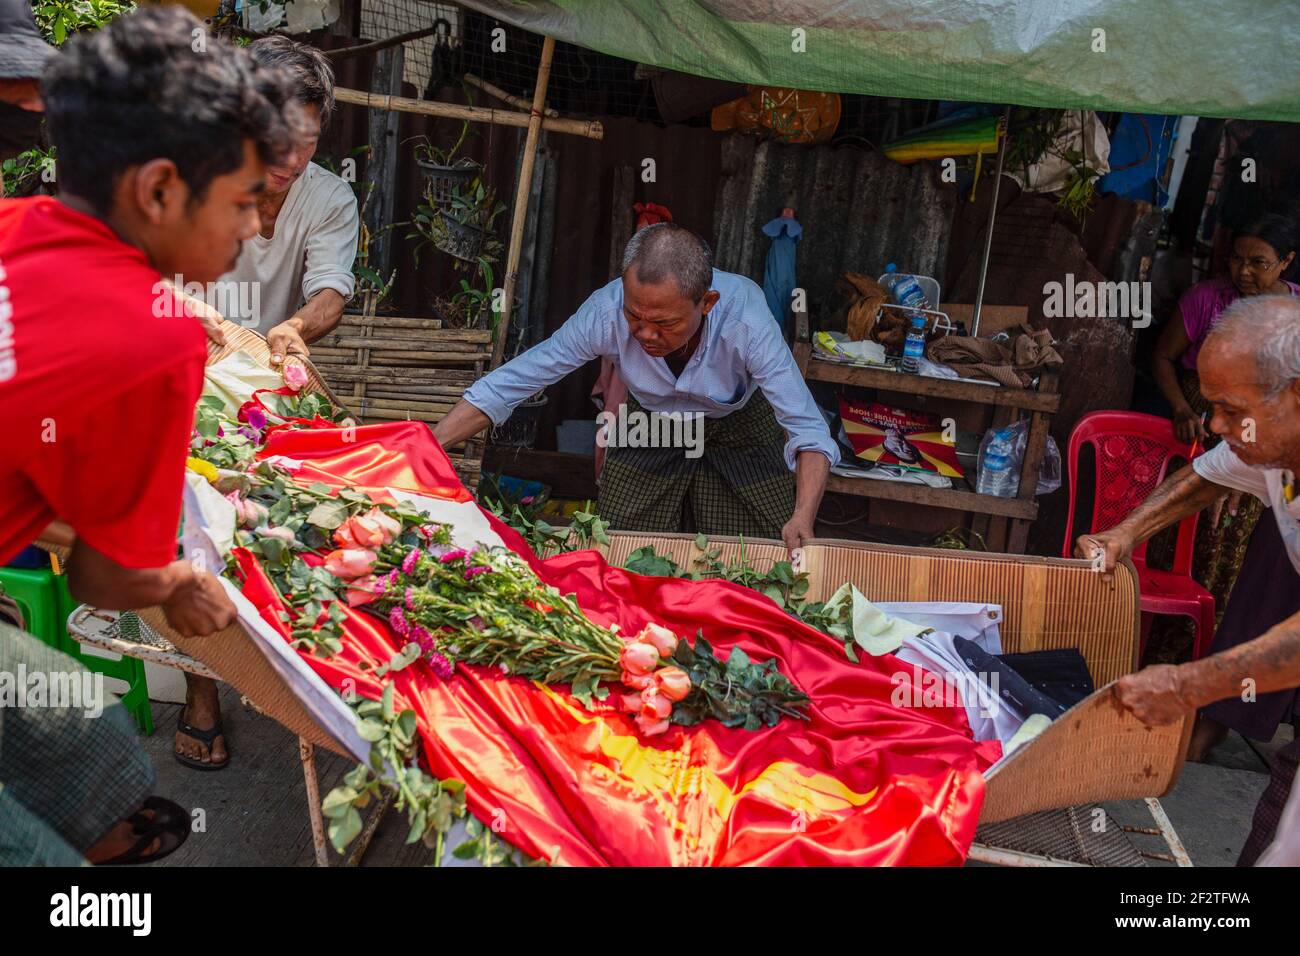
[413,124,482,205]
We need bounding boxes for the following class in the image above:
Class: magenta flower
[237,425,262,442]
[428,652,454,680]
[464,566,490,580]
[404,586,415,611]
[239,406,268,431]
[439,548,468,564]
[401,548,420,575]
[385,569,399,589]
[217,426,225,438]
[388,606,410,637]
[520,495,535,505]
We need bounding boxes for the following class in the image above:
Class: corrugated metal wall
[713,135,957,315]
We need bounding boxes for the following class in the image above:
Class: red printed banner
[240,421,992,865]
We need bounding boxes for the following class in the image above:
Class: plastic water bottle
[977,427,1018,497]
[883,262,931,312]
[900,314,927,373]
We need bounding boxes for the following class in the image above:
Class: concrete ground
[133,684,1291,867]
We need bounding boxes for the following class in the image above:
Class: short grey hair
[248,36,335,131]
[620,223,714,302]
[1204,295,1300,397]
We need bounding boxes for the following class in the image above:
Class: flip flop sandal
[96,797,191,866]
[173,716,229,771]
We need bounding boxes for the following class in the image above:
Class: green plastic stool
[50,574,155,736]
[0,567,62,650]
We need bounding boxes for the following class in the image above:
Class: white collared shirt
[1192,442,1300,574]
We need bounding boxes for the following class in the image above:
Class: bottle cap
[885,262,897,273]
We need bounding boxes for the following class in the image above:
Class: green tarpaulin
[462,1,1300,121]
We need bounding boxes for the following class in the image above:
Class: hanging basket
[432,209,486,262]
[417,158,482,206]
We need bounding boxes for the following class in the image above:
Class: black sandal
[173,716,229,771]
[95,797,190,866]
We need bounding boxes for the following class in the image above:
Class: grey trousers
[0,621,154,865]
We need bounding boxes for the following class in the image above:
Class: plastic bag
[976,418,1061,497]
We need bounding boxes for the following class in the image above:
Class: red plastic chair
[1062,410,1215,661]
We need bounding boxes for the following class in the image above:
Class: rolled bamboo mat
[979,687,1191,823]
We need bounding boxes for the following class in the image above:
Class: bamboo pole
[492,35,556,370]
[463,72,559,118]
[334,86,601,140]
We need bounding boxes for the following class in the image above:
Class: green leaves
[669,630,809,730]
[625,546,681,578]
[306,498,349,531]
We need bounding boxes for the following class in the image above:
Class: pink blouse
[1180,277,1300,370]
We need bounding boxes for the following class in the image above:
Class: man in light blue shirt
[434,223,838,551]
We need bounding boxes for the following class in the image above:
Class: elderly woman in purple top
[1150,213,1300,780]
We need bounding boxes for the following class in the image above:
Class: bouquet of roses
[221,465,808,736]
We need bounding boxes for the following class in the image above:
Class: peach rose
[345,576,380,607]
[639,688,673,720]
[334,508,400,550]
[635,713,671,737]
[620,642,660,676]
[637,623,679,658]
[323,548,377,580]
[620,670,655,691]
[619,693,645,714]
[653,666,691,702]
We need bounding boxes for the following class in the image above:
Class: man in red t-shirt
[1,6,305,792]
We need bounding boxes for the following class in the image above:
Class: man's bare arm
[267,289,347,366]
[1181,610,1300,706]
[431,399,491,449]
[1113,463,1224,540]
[1074,463,1226,572]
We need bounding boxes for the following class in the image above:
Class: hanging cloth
[760,213,802,335]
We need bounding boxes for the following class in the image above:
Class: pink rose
[345,575,380,607]
[620,642,660,676]
[323,548,377,580]
[639,688,673,720]
[637,623,679,659]
[653,666,691,702]
[635,713,671,737]
[257,525,296,543]
[225,492,247,525]
[620,670,655,691]
[283,363,309,391]
[243,500,268,528]
[619,693,645,714]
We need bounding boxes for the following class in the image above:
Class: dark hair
[620,223,714,302]
[42,6,304,215]
[247,35,335,132]
[1236,213,1300,280]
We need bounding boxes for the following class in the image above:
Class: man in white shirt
[175,36,358,771]
[216,35,359,365]
[1076,294,1300,866]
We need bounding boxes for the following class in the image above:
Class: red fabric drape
[243,421,995,865]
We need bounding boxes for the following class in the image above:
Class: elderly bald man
[1076,294,1300,866]
[434,223,839,552]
